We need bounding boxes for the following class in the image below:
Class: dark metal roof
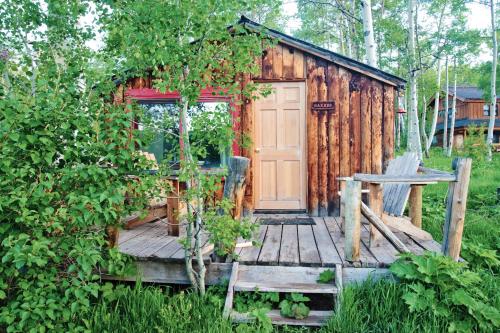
[448,86,484,100]
[238,16,406,88]
[436,118,500,131]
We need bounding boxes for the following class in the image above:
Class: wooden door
[254,82,306,210]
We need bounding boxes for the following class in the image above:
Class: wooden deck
[117,215,441,269]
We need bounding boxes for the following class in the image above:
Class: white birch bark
[407,0,422,160]
[426,58,441,154]
[443,57,449,151]
[361,0,378,67]
[447,58,457,157]
[421,95,429,158]
[487,0,497,161]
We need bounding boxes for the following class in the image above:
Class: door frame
[252,81,308,211]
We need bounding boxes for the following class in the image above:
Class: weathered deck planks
[117,216,442,269]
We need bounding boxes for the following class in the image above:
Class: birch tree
[407,0,422,160]
[487,0,498,161]
[426,58,442,155]
[361,0,377,67]
[447,58,458,157]
[443,57,449,151]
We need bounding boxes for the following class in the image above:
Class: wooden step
[231,309,333,327]
[234,280,338,294]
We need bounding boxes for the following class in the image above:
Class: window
[138,101,232,168]
[483,104,498,116]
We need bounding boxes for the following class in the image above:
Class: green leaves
[391,252,500,332]
[279,293,311,320]
[317,269,335,284]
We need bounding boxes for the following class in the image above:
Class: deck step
[231,310,333,327]
[234,281,338,294]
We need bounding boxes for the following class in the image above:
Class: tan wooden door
[254,82,306,210]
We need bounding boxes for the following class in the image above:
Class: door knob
[255,148,261,153]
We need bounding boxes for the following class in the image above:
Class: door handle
[255,148,261,153]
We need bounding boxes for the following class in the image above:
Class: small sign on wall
[312,101,335,112]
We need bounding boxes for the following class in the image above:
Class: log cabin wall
[241,42,396,216]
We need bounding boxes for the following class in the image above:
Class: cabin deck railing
[342,157,472,263]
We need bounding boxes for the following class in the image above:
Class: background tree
[487,0,498,161]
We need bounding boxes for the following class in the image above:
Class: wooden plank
[361,202,410,253]
[223,262,239,318]
[293,50,305,79]
[382,214,433,240]
[282,45,294,79]
[342,267,393,285]
[306,57,319,216]
[371,81,383,176]
[257,225,282,265]
[408,185,423,228]
[119,223,165,254]
[354,173,454,183]
[442,158,472,260]
[344,180,362,262]
[317,64,328,216]
[133,234,177,258]
[327,64,340,215]
[152,237,183,260]
[339,68,351,177]
[360,222,397,265]
[234,281,337,294]
[350,76,361,175]
[125,205,168,229]
[312,218,342,266]
[262,46,273,79]
[324,217,345,263]
[118,222,156,244]
[278,225,300,266]
[271,44,283,79]
[368,183,383,246]
[382,85,395,172]
[238,225,267,264]
[231,310,333,327]
[103,262,232,286]
[297,225,321,265]
[360,77,372,174]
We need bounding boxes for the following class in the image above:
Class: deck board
[278,225,300,266]
[258,225,283,265]
[116,215,442,269]
[312,218,342,266]
[297,225,321,266]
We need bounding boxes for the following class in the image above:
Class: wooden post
[442,158,472,260]
[409,185,423,228]
[220,156,250,219]
[344,180,362,262]
[368,182,383,247]
[338,177,351,233]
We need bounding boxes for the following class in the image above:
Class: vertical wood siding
[243,43,396,216]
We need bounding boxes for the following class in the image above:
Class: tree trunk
[443,57,449,151]
[487,0,498,161]
[421,95,429,158]
[426,58,441,154]
[361,0,377,67]
[407,0,422,160]
[447,58,457,157]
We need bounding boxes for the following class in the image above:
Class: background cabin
[429,86,500,148]
[123,17,405,218]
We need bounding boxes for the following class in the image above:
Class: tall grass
[324,280,448,333]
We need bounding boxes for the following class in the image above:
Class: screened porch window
[137,101,232,168]
[483,104,497,116]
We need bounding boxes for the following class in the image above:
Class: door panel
[254,82,306,210]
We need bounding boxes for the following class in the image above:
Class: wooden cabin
[428,86,500,148]
[123,17,406,218]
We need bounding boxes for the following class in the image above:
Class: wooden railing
[342,157,472,262]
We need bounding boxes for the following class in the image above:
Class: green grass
[85,148,499,332]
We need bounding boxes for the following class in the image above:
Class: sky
[281,0,493,63]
